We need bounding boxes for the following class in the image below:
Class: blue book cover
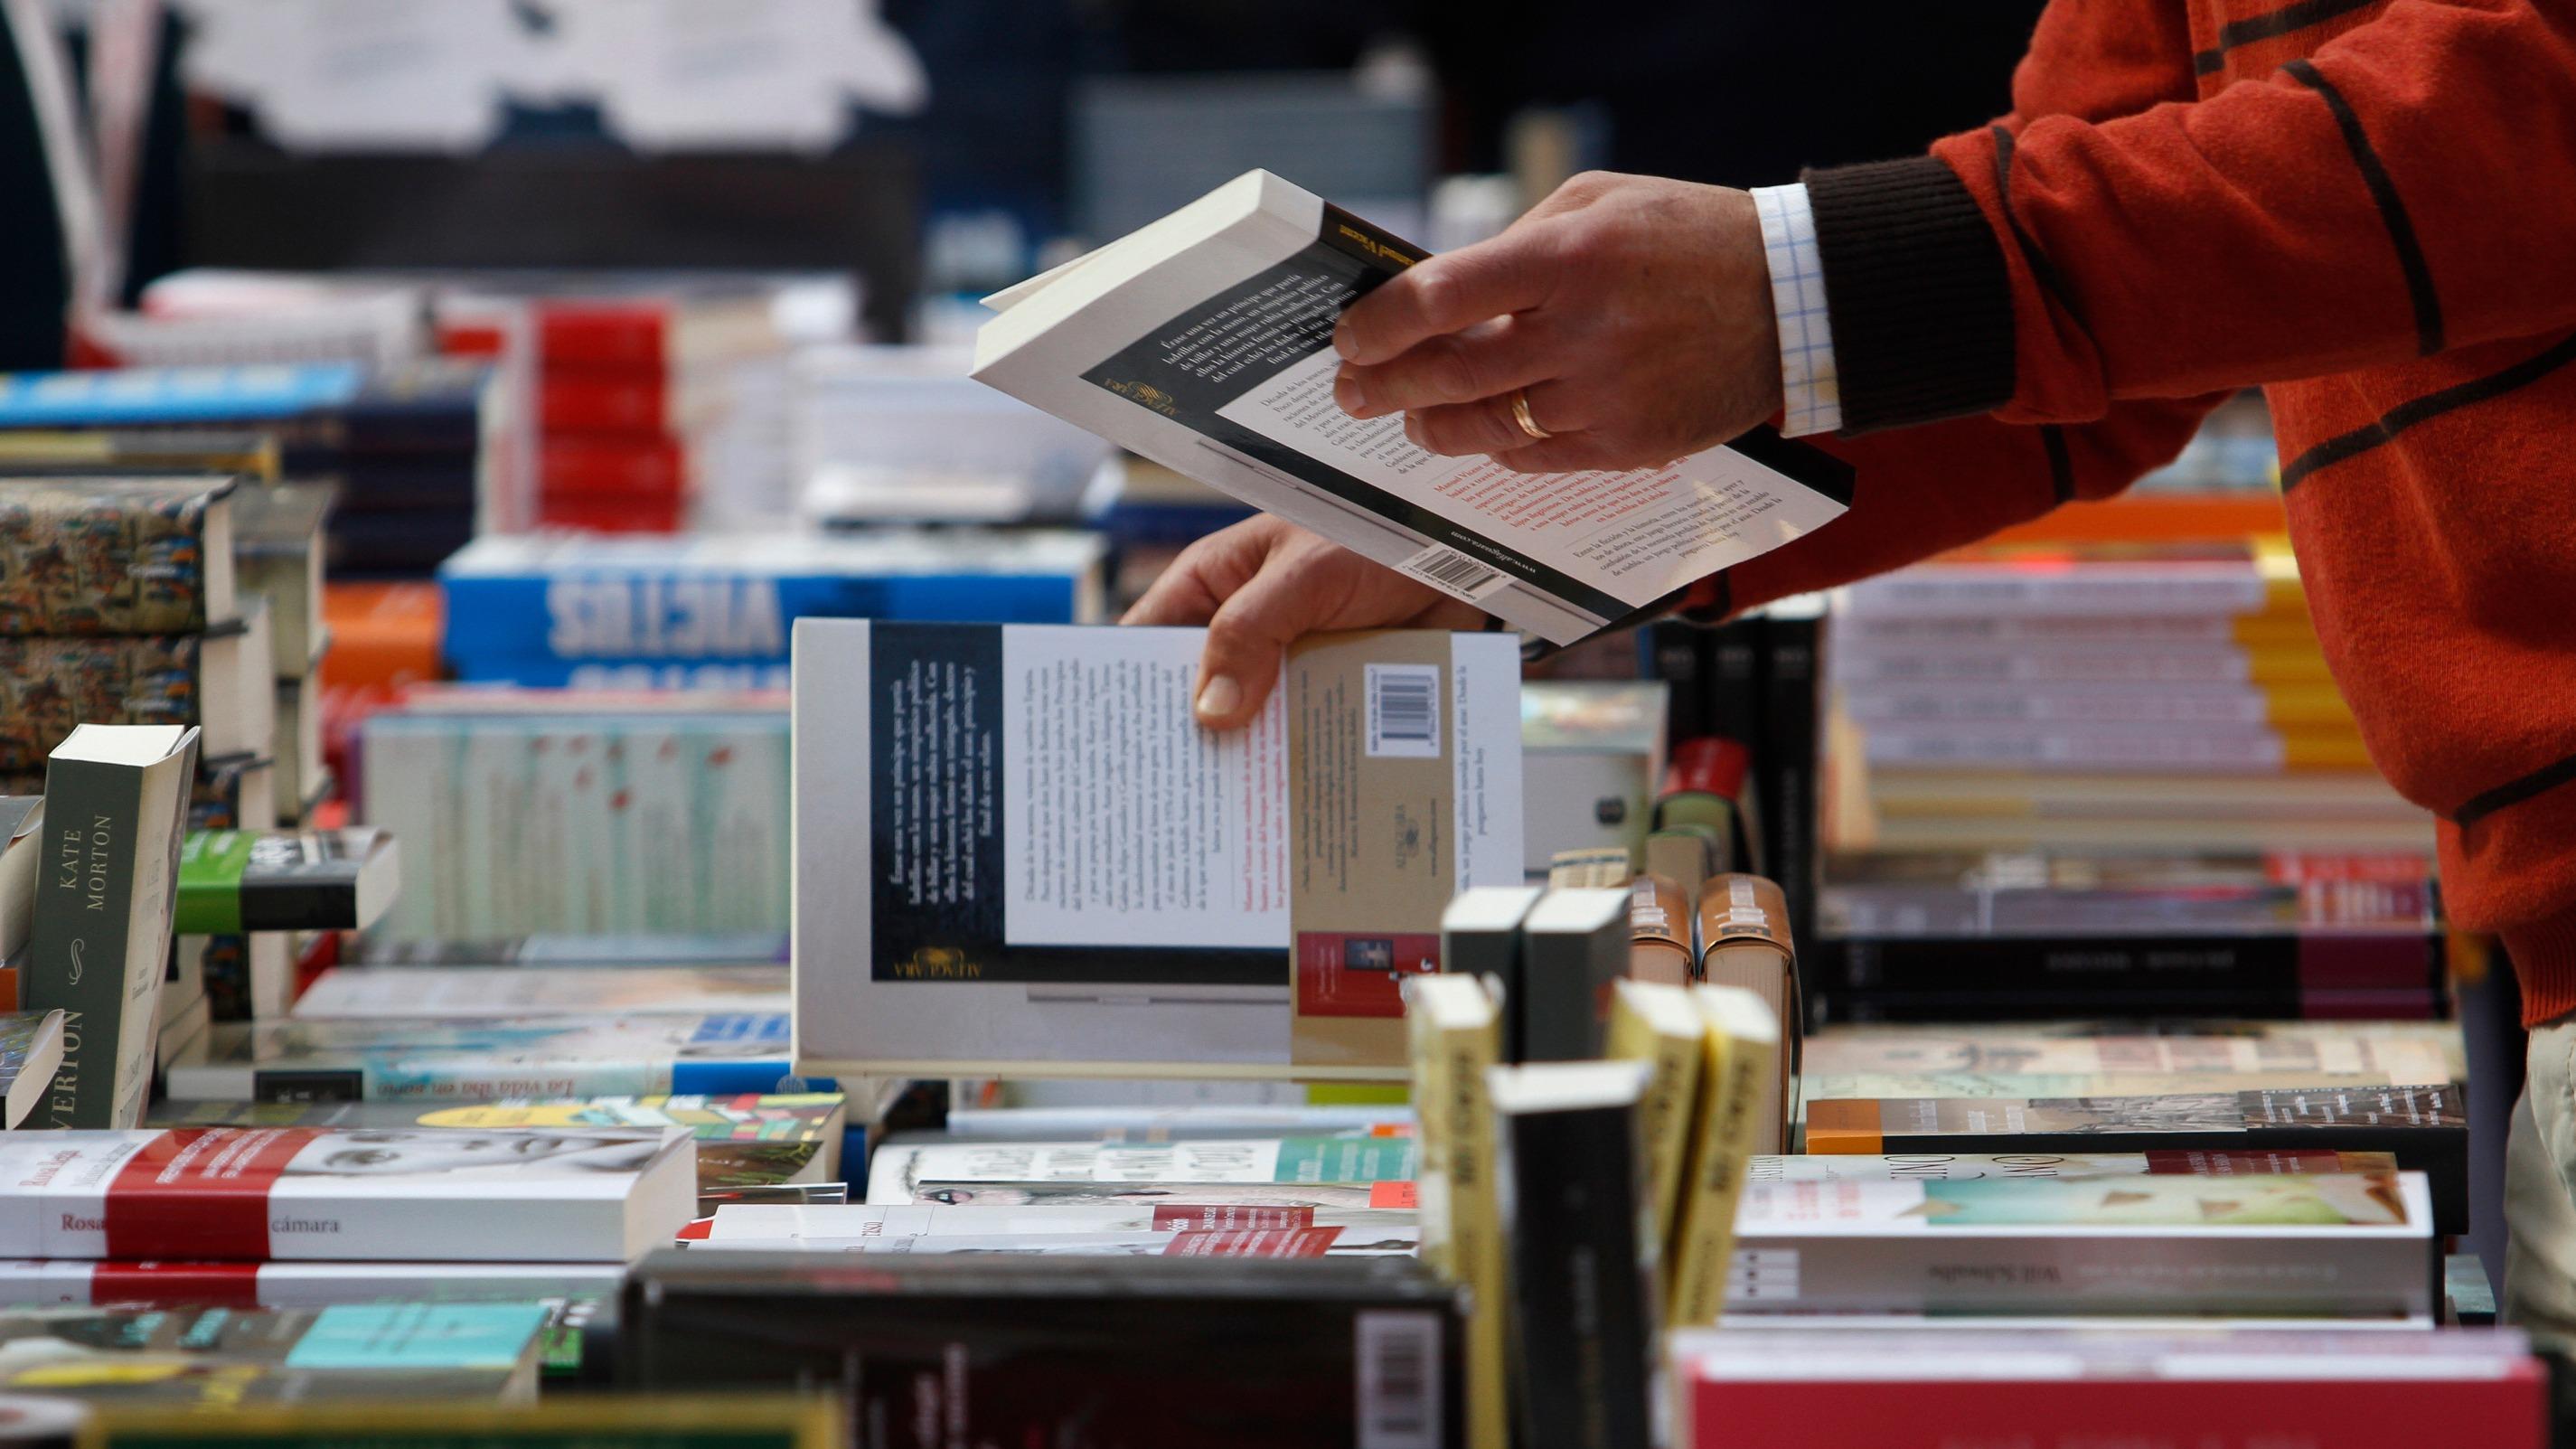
[286,1303,552,1371]
[439,532,1106,670]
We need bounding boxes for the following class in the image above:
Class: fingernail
[1336,372,1373,417]
[1195,674,1241,721]
[1333,325,1361,362]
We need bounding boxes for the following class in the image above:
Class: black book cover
[620,1252,1464,1449]
[1815,984,2448,1025]
[1817,930,2445,997]
[1492,1075,1658,1449]
[1755,607,1819,958]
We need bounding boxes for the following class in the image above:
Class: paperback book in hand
[973,171,1855,645]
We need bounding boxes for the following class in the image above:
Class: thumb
[1191,561,1313,730]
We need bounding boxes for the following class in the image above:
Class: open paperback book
[973,170,1856,645]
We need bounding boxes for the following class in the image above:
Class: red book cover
[541,303,672,370]
[538,492,686,534]
[438,321,508,359]
[1688,1373,2549,1449]
[542,436,688,499]
[541,371,669,436]
[1663,736,1752,803]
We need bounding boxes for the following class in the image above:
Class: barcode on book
[1396,542,1510,603]
[1356,1310,1441,1449]
[1366,664,1442,759]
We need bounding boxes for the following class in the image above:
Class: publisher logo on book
[1100,378,1179,418]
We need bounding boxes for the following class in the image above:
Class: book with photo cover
[0,479,239,635]
[898,1181,1415,1210]
[704,1201,1415,1244]
[0,1127,694,1261]
[973,170,1854,645]
[794,619,1525,1077]
[622,1251,1462,1449]
[0,604,271,773]
[1804,1084,2468,1234]
[1725,1171,2437,1320]
[162,1011,804,1103]
[0,1301,550,1405]
[155,1093,850,1194]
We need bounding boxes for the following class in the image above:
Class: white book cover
[0,1126,696,1262]
[864,1135,1416,1205]
[708,1201,1416,1242]
[794,620,1524,1077]
[0,1257,625,1308]
[688,1227,1401,1258]
[294,965,791,1020]
[973,170,1854,645]
[1725,1171,2435,1319]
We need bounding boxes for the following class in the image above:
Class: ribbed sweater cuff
[2507,905,2576,1028]
[1800,155,2016,436]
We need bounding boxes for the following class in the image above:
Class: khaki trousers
[2505,1017,2576,1336]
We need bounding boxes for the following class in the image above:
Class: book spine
[1682,1372,2549,1449]
[1641,623,1708,741]
[540,306,672,370]
[1500,1099,1658,1449]
[542,437,688,499]
[1829,644,2332,686]
[0,636,205,773]
[23,755,144,1127]
[440,571,1082,666]
[1667,1022,1771,1326]
[1813,984,2444,1024]
[1839,567,2281,617]
[541,373,670,436]
[1727,1220,2428,1319]
[1820,932,2440,996]
[1409,1011,1507,1449]
[1756,612,1819,961]
[1518,927,1615,1064]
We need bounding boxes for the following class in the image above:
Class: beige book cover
[1667,985,1781,1327]
[1605,979,1704,1252]
[1401,973,1507,1449]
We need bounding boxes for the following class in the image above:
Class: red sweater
[1683,0,2576,1023]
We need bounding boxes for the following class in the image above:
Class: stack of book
[0,363,508,578]
[1826,540,2432,855]
[436,530,1112,692]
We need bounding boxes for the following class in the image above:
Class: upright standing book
[24,724,200,1128]
[973,170,1854,645]
[794,619,1524,1077]
[1403,972,1507,1449]
[1488,1060,1659,1449]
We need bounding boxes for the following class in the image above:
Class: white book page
[1001,626,1287,950]
[1216,349,1846,607]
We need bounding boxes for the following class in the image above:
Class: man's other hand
[1122,515,1490,729]
[1332,173,1782,472]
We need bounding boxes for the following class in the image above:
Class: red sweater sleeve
[1805,0,2576,434]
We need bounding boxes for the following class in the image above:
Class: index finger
[1334,231,1555,368]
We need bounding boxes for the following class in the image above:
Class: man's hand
[1123,515,1490,729]
[1333,173,1782,473]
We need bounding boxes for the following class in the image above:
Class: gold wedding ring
[1509,389,1553,442]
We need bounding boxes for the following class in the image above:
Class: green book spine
[24,755,145,1128]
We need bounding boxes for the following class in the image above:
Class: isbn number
[1366,664,1442,759]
